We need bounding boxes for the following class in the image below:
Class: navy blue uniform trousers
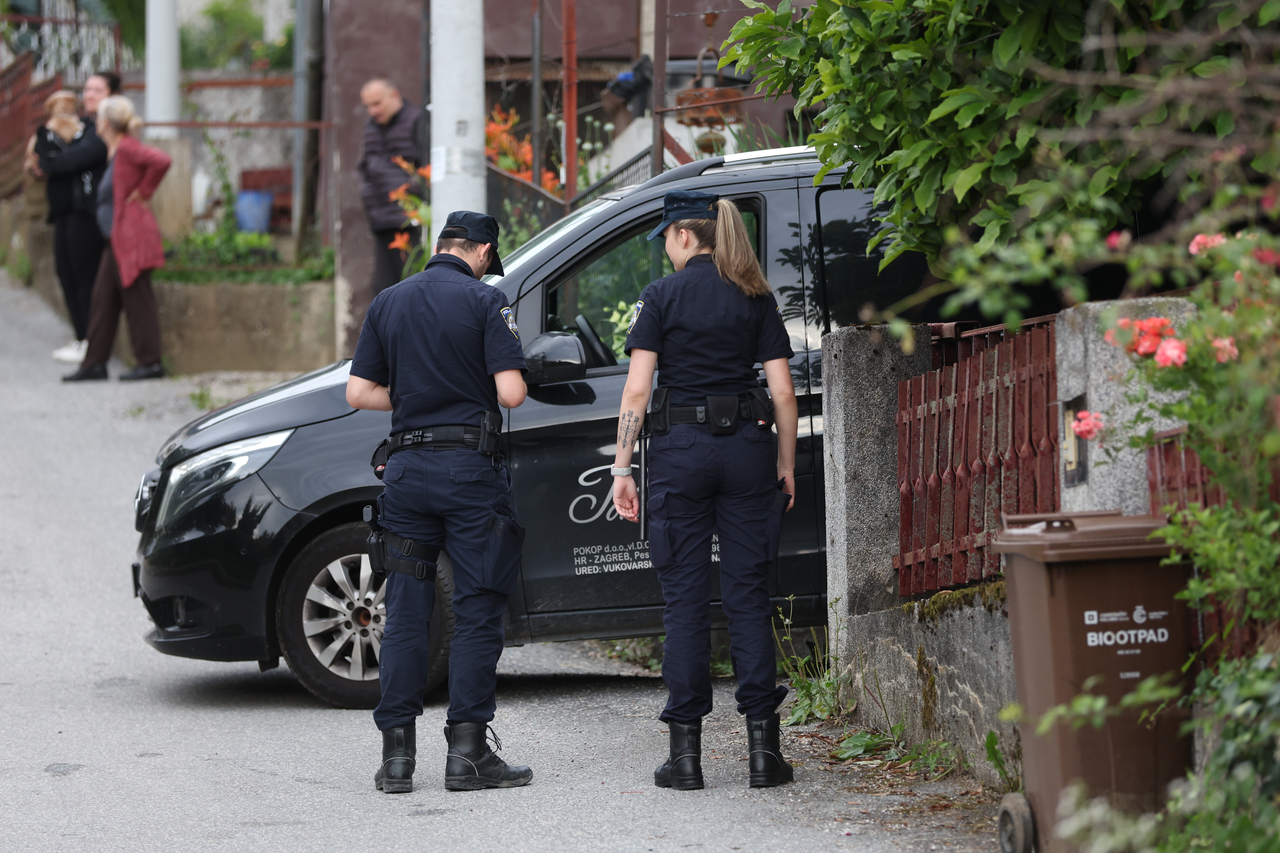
[373,447,523,731]
[646,422,789,724]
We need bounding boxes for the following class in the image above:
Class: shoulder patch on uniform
[628,301,644,334]
[501,306,520,340]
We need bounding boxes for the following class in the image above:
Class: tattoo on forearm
[617,410,640,450]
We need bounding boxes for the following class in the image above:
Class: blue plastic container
[235,190,274,233]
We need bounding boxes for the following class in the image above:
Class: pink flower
[1212,337,1239,363]
[1254,247,1280,268]
[1235,270,1244,283]
[1072,411,1104,441]
[1188,233,1227,255]
[1106,230,1132,251]
[1135,333,1162,356]
[1154,338,1187,368]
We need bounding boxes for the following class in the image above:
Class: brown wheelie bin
[991,512,1194,853]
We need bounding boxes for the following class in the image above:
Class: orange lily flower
[388,232,411,251]
[388,183,409,202]
[391,155,413,173]
[417,165,431,180]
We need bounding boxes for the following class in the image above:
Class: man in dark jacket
[357,78,426,295]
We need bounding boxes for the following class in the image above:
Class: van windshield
[482,198,619,284]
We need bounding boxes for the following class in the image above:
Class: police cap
[647,190,719,242]
[439,210,505,276]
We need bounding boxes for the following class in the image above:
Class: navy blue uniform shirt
[624,254,793,406]
[350,252,527,433]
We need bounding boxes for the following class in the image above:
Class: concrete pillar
[638,0,655,62]
[429,0,487,245]
[1056,298,1193,515]
[144,0,180,140]
[821,325,931,655]
[326,0,424,356]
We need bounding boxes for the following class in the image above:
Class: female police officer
[611,190,798,790]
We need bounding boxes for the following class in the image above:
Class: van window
[815,188,927,329]
[546,204,762,365]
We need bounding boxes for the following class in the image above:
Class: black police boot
[374,723,416,794]
[443,723,533,791]
[654,720,704,790]
[747,714,793,788]
[62,364,107,382]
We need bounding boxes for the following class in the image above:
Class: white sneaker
[53,339,88,363]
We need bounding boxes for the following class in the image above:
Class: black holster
[363,503,440,580]
[364,504,386,577]
[478,410,501,458]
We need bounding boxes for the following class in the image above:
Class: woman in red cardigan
[63,95,171,382]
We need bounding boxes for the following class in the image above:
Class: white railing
[0,5,139,87]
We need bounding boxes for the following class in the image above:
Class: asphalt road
[0,280,999,852]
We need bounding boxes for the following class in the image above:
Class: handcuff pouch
[706,395,740,436]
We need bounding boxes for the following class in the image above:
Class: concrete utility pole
[429,0,487,244]
[144,0,179,139]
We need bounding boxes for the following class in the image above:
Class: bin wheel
[998,793,1035,853]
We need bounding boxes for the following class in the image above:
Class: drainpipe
[430,0,488,242]
[530,0,542,182]
[562,0,577,208]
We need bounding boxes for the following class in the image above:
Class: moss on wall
[916,580,1007,624]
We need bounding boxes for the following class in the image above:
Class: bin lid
[992,511,1173,562]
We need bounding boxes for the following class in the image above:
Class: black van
[131,147,928,707]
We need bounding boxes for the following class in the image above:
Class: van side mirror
[524,332,587,386]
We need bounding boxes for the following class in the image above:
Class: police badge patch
[628,301,644,333]
[501,307,520,339]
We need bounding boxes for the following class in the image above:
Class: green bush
[180,0,263,70]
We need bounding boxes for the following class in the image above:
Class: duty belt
[389,424,482,452]
[668,400,754,426]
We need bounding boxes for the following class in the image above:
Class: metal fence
[0,53,63,200]
[894,317,1060,597]
[569,150,652,211]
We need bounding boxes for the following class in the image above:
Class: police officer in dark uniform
[612,190,799,790]
[346,211,532,794]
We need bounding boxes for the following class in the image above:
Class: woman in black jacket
[33,74,114,363]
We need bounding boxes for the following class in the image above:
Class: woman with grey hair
[63,95,172,382]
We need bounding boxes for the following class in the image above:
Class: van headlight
[155,431,293,530]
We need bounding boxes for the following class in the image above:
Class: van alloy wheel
[277,523,454,709]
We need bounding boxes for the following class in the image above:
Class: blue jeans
[646,422,789,723]
[373,447,523,730]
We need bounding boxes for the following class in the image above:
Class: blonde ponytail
[711,199,770,297]
[99,95,144,137]
[671,199,771,297]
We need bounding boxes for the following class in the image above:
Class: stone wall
[843,585,1020,788]
[1,195,334,374]
[822,324,1019,788]
[1055,298,1193,515]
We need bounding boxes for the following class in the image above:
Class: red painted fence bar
[894,317,1060,597]
[1146,428,1280,659]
